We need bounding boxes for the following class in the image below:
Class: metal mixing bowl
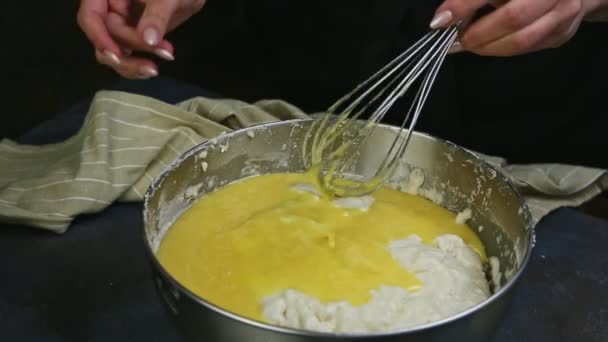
[143,119,535,342]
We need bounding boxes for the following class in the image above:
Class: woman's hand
[77,0,206,79]
[430,0,606,56]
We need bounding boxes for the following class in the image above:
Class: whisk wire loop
[306,26,459,197]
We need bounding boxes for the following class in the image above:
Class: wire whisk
[303,26,459,198]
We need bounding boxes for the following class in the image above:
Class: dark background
[3,0,607,214]
[0,3,607,341]
[3,1,608,168]
[2,0,226,139]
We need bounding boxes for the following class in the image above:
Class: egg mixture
[157,171,487,330]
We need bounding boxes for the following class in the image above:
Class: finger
[488,0,508,8]
[533,15,582,51]
[461,0,559,49]
[431,0,488,29]
[77,0,122,55]
[137,0,180,47]
[165,0,208,32]
[470,0,581,56]
[108,0,130,17]
[447,41,465,54]
[96,49,159,79]
[106,12,175,60]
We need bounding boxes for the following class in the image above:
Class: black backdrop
[3,0,607,168]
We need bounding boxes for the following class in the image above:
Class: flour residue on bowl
[455,208,472,225]
[388,165,444,205]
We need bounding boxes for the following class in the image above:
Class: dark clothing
[228,1,607,168]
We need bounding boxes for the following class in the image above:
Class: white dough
[262,234,490,333]
[291,183,320,197]
[331,196,375,211]
[290,183,375,211]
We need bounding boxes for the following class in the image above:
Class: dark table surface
[1,78,607,342]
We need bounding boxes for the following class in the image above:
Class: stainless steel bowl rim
[142,118,536,338]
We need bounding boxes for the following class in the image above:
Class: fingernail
[103,50,120,65]
[143,27,160,46]
[448,41,464,54]
[430,10,453,29]
[139,66,158,78]
[155,48,175,61]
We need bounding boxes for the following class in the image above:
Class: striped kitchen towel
[0,91,605,233]
[0,91,307,233]
[476,155,607,221]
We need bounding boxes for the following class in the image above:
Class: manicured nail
[448,41,464,54]
[143,27,160,46]
[155,48,174,61]
[103,50,120,65]
[430,10,453,29]
[139,66,158,78]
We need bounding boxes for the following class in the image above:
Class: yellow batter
[157,171,485,321]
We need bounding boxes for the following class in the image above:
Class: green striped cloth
[0,91,605,233]
[0,91,307,232]
[477,155,607,220]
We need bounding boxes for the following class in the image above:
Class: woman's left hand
[430,0,605,56]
